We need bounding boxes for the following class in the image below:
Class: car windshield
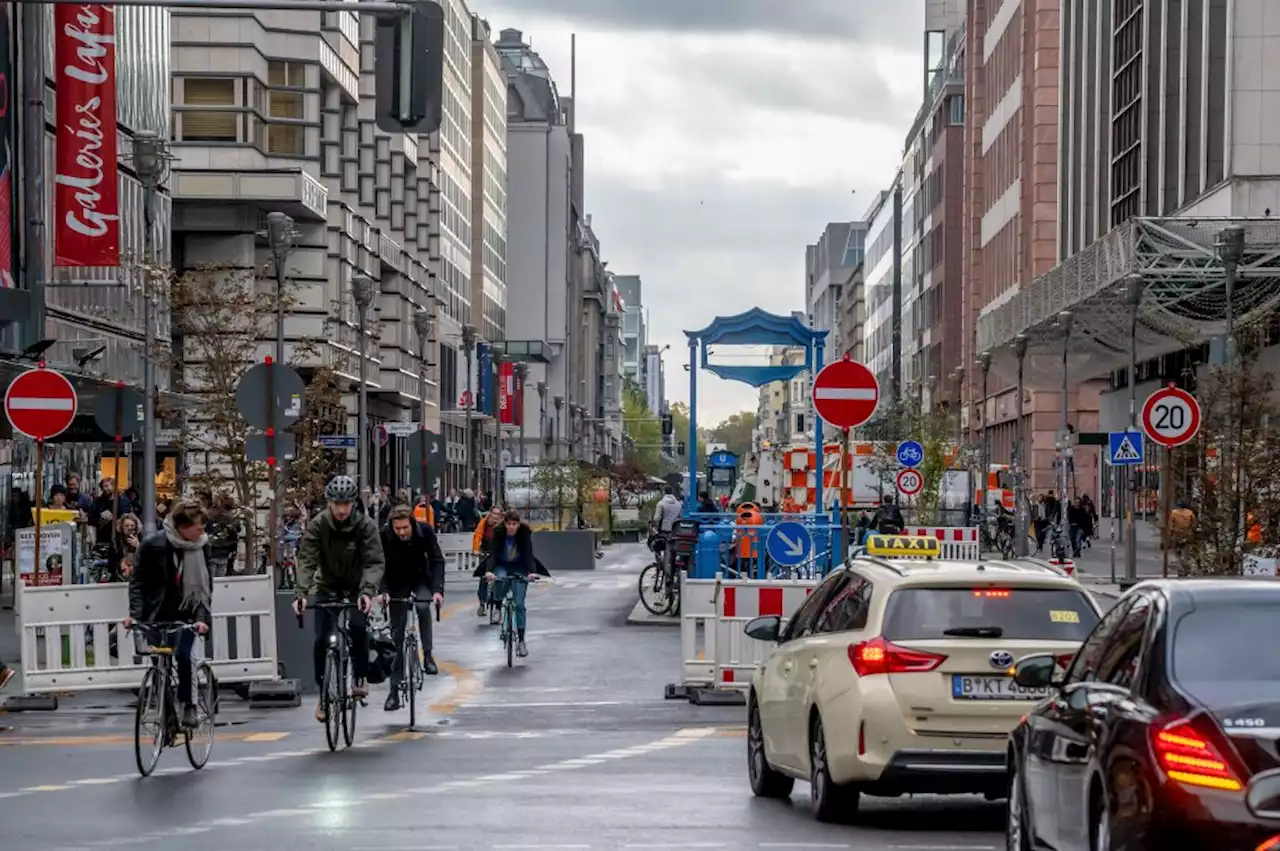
[1174,604,1280,703]
[882,587,1099,641]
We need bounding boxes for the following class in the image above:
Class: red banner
[54,4,119,268]
[498,361,515,425]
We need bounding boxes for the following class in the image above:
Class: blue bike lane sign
[897,440,924,468]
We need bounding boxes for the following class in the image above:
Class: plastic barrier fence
[675,576,720,690]
[17,573,278,695]
[712,577,818,690]
[901,526,980,560]
[440,536,482,589]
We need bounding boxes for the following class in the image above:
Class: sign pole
[34,441,44,582]
[112,381,124,546]
[265,356,278,579]
[840,427,851,562]
[1161,446,1173,578]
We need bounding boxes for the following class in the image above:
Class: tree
[529,460,600,530]
[611,459,652,507]
[864,397,962,524]
[709,410,757,460]
[667,402,706,473]
[285,366,347,510]
[622,381,663,474]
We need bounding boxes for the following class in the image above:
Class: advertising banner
[498,360,514,424]
[54,4,119,268]
[0,1,13,287]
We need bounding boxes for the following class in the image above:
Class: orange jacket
[413,503,434,528]
[473,520,499,553]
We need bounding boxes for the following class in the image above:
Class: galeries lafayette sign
[54,4,119,268]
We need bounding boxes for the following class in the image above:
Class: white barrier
[17,573,279,695]
[901,526,980,560]
[712,577,818,690]
[442,544,482,589]
[676,576,720,689]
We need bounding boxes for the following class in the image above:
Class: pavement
[0,543,1004,851]
[1042,517,1167,598]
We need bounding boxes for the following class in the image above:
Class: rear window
[882,587,1100,641]
[1174,605,1280,690]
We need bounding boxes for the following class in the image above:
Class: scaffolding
[976,217,1280,381]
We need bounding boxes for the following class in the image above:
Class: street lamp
[1055,310,1074,561]
[413,308,433,498]
[1216,224,1246,366]
[351,275,375,492]
[490,341,506,494]
[461,324,478,490]
[553,395,564,461]
[1012,334,1029,555]
[514,362,529,463]
[264,212,296,365]
[132,131,172,534]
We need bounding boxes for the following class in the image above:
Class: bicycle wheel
[667,569,682,616]
[322,649,341,752]
[504,601,515,668]
[134,666,165,777]
[185,662,217,769]
[405,632,421,730]
[637,563,670,616]
[341,652,357,748]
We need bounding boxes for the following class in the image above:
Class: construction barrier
[17,573,278,695]
[671,576,719,693]
[900,526,980,560]
[440,536,482,589]
[712,577,817,690]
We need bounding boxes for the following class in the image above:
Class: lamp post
[514,362,528,464]
[978,351,992,522]
[1013,334,1029,556]
[553,395,564,461]
[952,365,965,452]
[351,275,375,491]
[1216,225,1246,570]
[461,324,477,490]
[1123,274,1144,582]
[132,131,171,534]
[265,212,296,365]
[490,341,506,495]
[413,306,433,498]
[1055,311,1073,561]
[536,381,547,455]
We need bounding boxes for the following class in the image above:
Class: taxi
[744,534,1103,823]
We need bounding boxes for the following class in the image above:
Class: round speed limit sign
[1141,385,1201,448]
[896,468,923,497]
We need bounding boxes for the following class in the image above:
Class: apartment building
[615,274,646,388]
[804,222,866,360]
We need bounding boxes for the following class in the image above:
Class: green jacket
[295,508,385,599]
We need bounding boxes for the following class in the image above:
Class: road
[1,544,1003,851]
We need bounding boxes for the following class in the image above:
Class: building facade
[861,186,901,405]
[615,274,646,389]
[804,222,865,360]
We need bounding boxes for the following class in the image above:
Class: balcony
[170,169,327,222]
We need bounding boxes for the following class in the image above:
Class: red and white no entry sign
[1141,385,1201,448]
[896,468,923,496]
[5,367,79,440]
[812,356,880,429]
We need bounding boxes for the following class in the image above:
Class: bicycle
[638,533,679,617]
[487,573,534,668]
[386,593,438,730]
[308,600,364,751]
[130,621,216,778]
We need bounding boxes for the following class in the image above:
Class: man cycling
[473,510,549,657]
[873,495,905,534]
[292,475,385,723]
[381,504,445,711]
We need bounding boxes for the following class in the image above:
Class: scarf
[164,516,212,612]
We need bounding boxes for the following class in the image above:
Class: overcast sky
[475,0,926,425]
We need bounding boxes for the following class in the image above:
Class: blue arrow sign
[897,440,924,468]
[766,521,813,567]
[1108,430,1144,466]
[319,435,357,450]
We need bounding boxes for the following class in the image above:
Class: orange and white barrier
[712,577,818,690]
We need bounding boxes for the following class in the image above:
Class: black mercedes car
[1006,579,1280,851]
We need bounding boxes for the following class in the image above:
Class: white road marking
[68,778,123,786]
[758,844,850,849]
[461,700,625,708]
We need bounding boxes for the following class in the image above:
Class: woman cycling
[474,511,549,657]
[472,505,505,618]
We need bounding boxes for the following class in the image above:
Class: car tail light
[848,636,947,677]
[972,589,1011,598]
[1151,718,1244,792]
[1055,653,1075,670]
[1257,837,1280,851]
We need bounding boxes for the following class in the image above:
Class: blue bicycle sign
[896,440,924,468]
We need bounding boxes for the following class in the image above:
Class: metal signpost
[5,366,78,581]
[1142,385,1202,580]
[765,520,813,568]
[409,428,445,499]
[1106,428,1144,583]
[92,382,142,541]
[811,355,881,562]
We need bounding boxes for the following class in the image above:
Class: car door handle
[781,662,792,673]
[808,659,819,669]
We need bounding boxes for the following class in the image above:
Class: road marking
[888,847,997,850]
[0,731,293,747]
[463,700,625,709]
[758,845,850,849]
[242,732,290,742]
[381,731,428,742]
[431,659,482,713]
[22,785,72,792]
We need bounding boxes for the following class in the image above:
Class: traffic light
[661,412,673,436]
[677,441,686,456]
[375,0,445,134]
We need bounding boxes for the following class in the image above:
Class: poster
[17,526,67,586]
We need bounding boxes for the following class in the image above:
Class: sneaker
[489,607,501,626]
[423,656,439,676]
[477,603,487,617]
[180,704,198,729]
[315,701,327,723]
[383,693,401,712]
[351,681,369,700]
[0,666,14,693]
[516,639,528,658]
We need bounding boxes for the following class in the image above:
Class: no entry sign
[5,368,78,440]
[1142,385,1201,448]
[812,356,880,429]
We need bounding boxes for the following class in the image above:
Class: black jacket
[128,531,214,627]
[474,523,550,577]
[380,521,446,596]
[874,504,905,532]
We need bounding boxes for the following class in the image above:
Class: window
[180,77,237,142]
[882,587,1100,642]
[265,62,305,155]
[781,573,849,642]
[815,575,873,634]
[268,61,306,87]
[267,124,304,155]
[1173,603,1280,705]
[1066,597,1133,684]
[1095,593,1152,689]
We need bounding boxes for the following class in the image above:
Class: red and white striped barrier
[899,526,980,560]
[713,577,818,690]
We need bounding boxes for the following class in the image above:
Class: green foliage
[668,402,706,472]
[528,461,603,530]
[864,397,960,524]
[708,410,757,461]
[623,381,663,475]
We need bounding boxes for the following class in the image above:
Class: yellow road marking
[242,732,290,742]
[0,731,290,747]
[381,731,427,742]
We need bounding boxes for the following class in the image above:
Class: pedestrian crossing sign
[1107,430,1144,466]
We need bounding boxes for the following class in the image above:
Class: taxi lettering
[865,534,941,558]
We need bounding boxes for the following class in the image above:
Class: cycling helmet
[324,474,359,502]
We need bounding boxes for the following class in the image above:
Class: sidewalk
[1070,518,1168,597]
[0,607,24,703]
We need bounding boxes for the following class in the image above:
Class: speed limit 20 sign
[1141,385,1201,448]
[896,468,923,497]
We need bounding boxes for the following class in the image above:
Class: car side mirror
[744,615,781,643]
[1013,653,1060,689]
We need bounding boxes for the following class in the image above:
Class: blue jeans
[491,566,529,631]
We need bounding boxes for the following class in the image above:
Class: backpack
[1169,508,1194,540]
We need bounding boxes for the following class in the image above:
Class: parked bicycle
[307,600,364,751]
[130,621,216,777]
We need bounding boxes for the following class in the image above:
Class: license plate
[952,674,1050,701]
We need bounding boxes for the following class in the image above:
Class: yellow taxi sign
[864,534,941,559]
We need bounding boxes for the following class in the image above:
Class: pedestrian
[107,513,143,581]
[456,489,480,531]
[90,478,130,545]
[1168,501,1195,575]
[472,505,504,617]
[64,473,93,513]
[380,505,445,712]
[204,494,241,576]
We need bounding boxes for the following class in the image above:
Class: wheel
[405,633,421,730]
[185,663,217,769]
[637,563,670,616]
[1091,784,1111,851]
[322,649,341,752]
[667,569,682,616]
[134,666,166,777]
[1006,758,1033,851]
[747,697,793,799]
[809,713,860,823]
[505,605,515,668]
[341,653,357,748]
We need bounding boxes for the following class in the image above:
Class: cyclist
[873,496,905,534]
[472,504,504,617]
[381,505,445,711]
[292,475,386,723]
[652,485,682,534]
[124,499,212,729]
[474,510,549,657]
